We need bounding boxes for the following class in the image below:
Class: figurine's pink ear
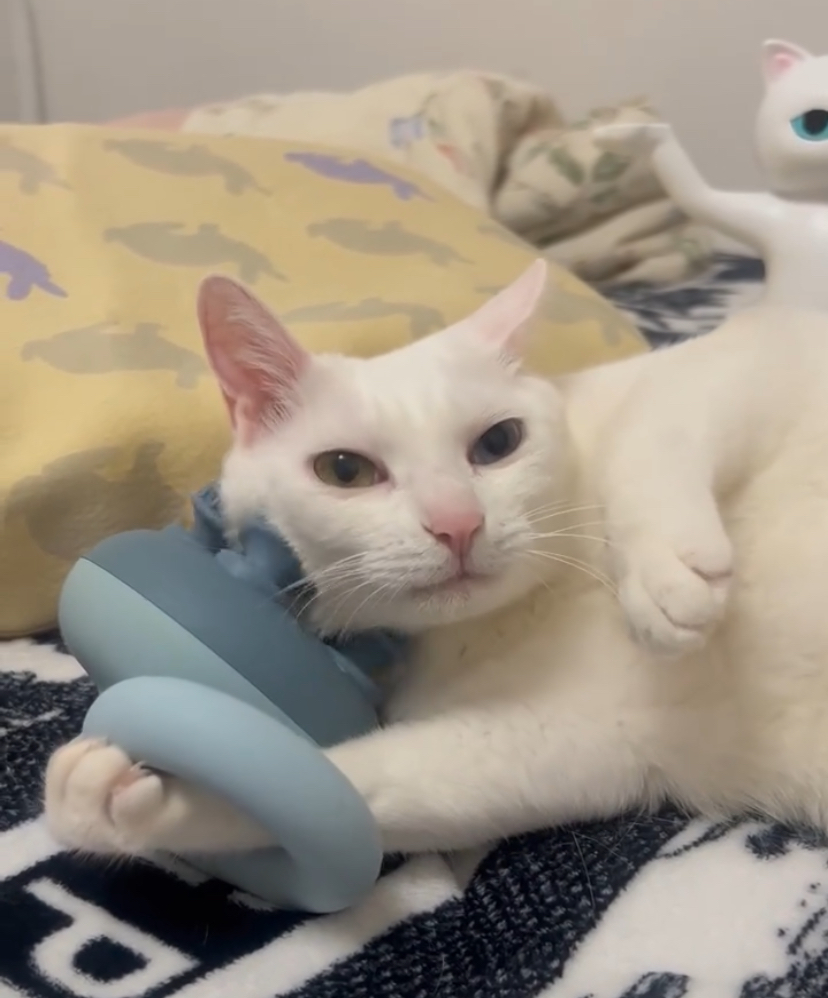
[197,275,310,445]
[762,39,813,83]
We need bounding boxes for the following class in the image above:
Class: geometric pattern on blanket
[5,253,827,998]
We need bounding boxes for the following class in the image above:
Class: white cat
[43,260,828,860]
[596,39,828,311]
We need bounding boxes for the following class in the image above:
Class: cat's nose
[423,508,484,561]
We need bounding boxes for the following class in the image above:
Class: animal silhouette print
[284,151,431,201]
[103,222,284,283]
[307,219,470,266]
[0,137,71,194]
[0,240,66,300]
[283,298,446,338]
[21,321,207,388]
[3,443,184,561]
[388,114,427,149]
[104,140,270,195]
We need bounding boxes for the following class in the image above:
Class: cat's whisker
[525,495,601,514]
[291,563,365,602]
[537,549,616,592]
[524,506,604,530]
[523,562,557,596]
[526,503,606,525]
[324,573,394,628]
[521,498,581,518]
[536,519,608,534]
[528,532,613,547]
[525,549,617,595]
[293,572,372,626]
[338,578,401,635]
[283,553,367,594]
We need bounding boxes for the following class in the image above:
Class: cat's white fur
[596,40,828,311]
[43,262,828,861]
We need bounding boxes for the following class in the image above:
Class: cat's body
[43,266,828,862]
[597,40,828,311]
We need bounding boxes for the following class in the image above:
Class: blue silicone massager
[58,484,406,913]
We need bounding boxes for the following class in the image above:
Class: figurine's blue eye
[791,109,828,140]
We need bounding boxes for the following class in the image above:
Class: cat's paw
[44,738,172,855]
[593,122,672,155]
[617,536,733,655]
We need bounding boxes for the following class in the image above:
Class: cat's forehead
[298,335,521,443]
[332,332,511,401]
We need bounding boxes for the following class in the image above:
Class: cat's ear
[762,39,813,83]
[197,275,310,445]
[462,258,548,360]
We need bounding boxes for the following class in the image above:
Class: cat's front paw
[44,738,172,855]
[617,537,733,656]
[593,122,672,156]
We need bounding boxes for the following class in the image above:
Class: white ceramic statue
[596,40,828,309]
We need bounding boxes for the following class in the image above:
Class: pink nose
[423,508,484,560]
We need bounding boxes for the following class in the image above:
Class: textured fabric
[0,123,640,639]
[6,254,824,998]
[116,72,713,286]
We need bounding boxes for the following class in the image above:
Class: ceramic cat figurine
[596,40,828,310]
[43,262,828,860]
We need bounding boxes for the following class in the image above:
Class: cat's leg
[600,378,735,656]
[324,709,648,853]
[45,706,649,856]
[594,123,772,252]
[608,486,733,656]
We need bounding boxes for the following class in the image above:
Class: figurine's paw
[617,534,733,656]
[594,122,672,155]
[44,738,173,855]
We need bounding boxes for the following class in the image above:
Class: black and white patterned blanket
[5,253,827,998]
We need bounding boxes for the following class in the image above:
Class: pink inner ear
[466,258,548,357]
[198,275,310,445]
[762,39,811,82]
[770,52,797,75]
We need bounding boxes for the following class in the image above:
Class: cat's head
[757,40,828,194]
[198,262,572,635]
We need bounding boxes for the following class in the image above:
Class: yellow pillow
[0,124,646,637]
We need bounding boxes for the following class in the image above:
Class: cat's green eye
[469,418,525,466]
[313,450,383,488]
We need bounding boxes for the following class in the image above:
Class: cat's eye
[791,109,828,141]
[313,450,383,488]
[469,418,524,466]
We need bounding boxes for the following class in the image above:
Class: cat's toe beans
[646,559,727,628]
[620,573,709,655]
[44,740,160,854]
[109,769,166,828]
[44,737,106,804]
[677,536,734,588]
[620,545,730,654]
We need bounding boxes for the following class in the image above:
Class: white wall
[10,0,828,187]
[0,0,31,121]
